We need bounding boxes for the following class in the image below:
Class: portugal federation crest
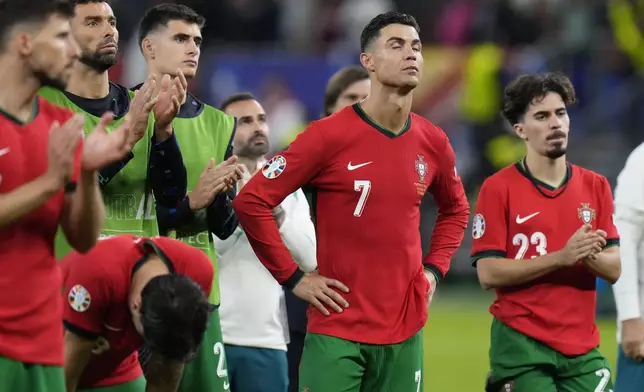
[415,155,428,184]
[577,203,596,224]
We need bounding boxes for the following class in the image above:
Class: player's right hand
[621,318,644,361]
[188,157,244,210]
[46,114,85,187]
[293,271,350,316]
[128,74,158,148]
[559,224,606,266]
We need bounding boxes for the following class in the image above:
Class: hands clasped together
[46,71,189,187]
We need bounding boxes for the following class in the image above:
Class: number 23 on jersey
[513,231,548,259]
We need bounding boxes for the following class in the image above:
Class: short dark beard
[80,50,117,73]
[34,69,67,91]
[546,148,566,160]
[237,134,269,159]
[237,144,269,159]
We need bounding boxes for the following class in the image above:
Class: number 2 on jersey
[513,232,548,259]
[213,342,229,380]
[353,180,371,217]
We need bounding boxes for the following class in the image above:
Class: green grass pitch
[422,289,618,391]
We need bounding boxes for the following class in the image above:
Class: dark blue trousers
[615,346,644,392]
[225,344,288,392]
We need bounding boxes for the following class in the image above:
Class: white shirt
[214,161,317,351]
[613,142,644,341]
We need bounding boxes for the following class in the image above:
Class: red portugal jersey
[0,98,82,365]
[233,104,469,345]
[470,161,619,355]
[61,235,214,388]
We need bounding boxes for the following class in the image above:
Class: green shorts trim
[487,318,613,392]
[0,356,65,392]
[77,377,146,392]
[299,332,423,392]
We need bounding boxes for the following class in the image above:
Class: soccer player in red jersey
[233,12,469,392]
[61,235,213,392]
[285,64,371,392]
[470,72,621,392]
[0,0,138,390]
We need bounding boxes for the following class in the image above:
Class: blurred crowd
[105,0,644,276]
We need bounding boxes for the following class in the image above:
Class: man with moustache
[471,73,621,391]
[217,92,317,392]
[39,0,188,258]
[134,4,244,392]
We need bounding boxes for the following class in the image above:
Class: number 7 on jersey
[353,180,371,217]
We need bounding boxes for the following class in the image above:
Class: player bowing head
[133,274,211,362]
[0,0,79,90]
[70,0,118,73]
[138,3,205,80]
[359,12,422,93]
[502,72,576,160]
[323,66,370,116]
[61,236,214,392]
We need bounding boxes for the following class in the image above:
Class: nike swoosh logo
[516,212,539,224]
[347,161,372,171]
[0,147,9,157]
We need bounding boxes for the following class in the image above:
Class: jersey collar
[131,239,176,276]
[352,103,411,139]
[0,99,39,126]
[514,158,573,198]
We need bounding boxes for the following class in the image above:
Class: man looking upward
[234,12,469,392]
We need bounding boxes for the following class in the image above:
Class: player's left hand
[152,70,188,135]
[292,271,350,316]
[424,269,437,307]
[128,74,158,148]
[584,229,607,261]
[81,112,133,171]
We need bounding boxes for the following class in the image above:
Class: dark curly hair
[140,274,211,362]
[502,72,576,125]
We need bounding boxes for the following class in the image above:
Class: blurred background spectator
[107,0,644,389]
